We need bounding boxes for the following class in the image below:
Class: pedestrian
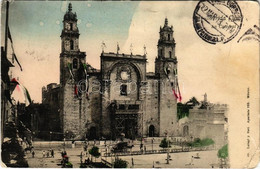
[32,151,35,158]
[42,150,46,158]
[46,151,50,158]
[144,146,146,152]
[84,145,87,151]
[51,149,54,158]
[189,156,194,165]
[80,151,83,163]
[140,143,143,150]
[131,157,134,166]
[72,140,75,148]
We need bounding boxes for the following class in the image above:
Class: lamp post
[49,131,52,148]
[152,138,154,151]
[166,132,169,164]
[63,137,66,151]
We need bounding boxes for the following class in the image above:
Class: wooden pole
[4,0,9,58]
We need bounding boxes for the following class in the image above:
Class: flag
[83,63,90,100]
[177,80,182,102]
[10,78,19,92]
[172,88,179,100]
[11,78,32,106]
[74,84,78,97]
[8,27,23,71]
[67,63,74,80]
[12,53,22,71]
[24,87,32,104]
[7,27,13,43]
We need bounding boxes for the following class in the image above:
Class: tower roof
[160,17,173,32]
[64,3,77,21]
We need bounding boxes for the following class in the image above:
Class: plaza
[26,140,220,168]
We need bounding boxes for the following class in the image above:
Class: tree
[113,158,128,168]
[218,144,228,159]
[88,146,100,162]
[159,138,171,149]
[189,138,215,147]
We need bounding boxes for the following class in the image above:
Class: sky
[1,1,258,105]
[1,1,259,167]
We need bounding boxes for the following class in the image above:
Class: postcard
[1,0,259,168]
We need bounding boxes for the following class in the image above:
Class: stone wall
[143,78,160,137]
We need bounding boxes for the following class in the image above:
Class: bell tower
[60,3,86,86]
[155,18,178,136]
[59,3,88,139]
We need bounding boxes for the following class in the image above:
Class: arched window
[120,84,127,96]
[70,23,73,30]
[70,40,74,50]
[160,49,163,57]
[149,125,155,137]
[72,58,78,69]
[169,51,172,58]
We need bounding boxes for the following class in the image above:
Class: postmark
[193,0,243,44]
[237,25,260,43]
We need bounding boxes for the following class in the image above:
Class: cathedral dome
[64,3,77,21]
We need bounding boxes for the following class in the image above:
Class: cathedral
[42,3,181,140]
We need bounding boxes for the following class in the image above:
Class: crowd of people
[41,149,55,158]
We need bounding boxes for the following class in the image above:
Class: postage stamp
[193,0,243,44]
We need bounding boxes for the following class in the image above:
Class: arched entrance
[89,127,97,140]
[149,125,155,137]
[183,125,189,136]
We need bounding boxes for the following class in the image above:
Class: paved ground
[26,141,220,168]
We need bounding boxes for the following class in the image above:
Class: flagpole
[4,1,9,58]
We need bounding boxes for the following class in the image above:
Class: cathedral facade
[42,3,180,140]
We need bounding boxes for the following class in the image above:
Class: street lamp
[166,132,170,164]
[49,131,52,148]
[152,138,154,151]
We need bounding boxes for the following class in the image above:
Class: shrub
[218,144,228,159]
[190,138,214,147]
[113,158,128,168]
[159,138,171,148]
[89,146,100,162]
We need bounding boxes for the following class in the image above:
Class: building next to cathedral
[42,3,228,145]
[42,3,179,140]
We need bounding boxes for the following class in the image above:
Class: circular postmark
[193,0,243,44]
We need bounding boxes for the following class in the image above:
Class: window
[120,84,127,96]
[128,105,139,110]
[119,105,126,110]
[73,58,78,69]
[70,40,74,50]
[160,49,163,57]
[169,51,172,58]
[168,34,170,40]
[70,23,73,30]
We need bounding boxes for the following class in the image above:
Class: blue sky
[2,1,139,44]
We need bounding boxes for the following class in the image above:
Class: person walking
[42,150,46,158]
[51,149,54,158]
[32,151,35,158]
